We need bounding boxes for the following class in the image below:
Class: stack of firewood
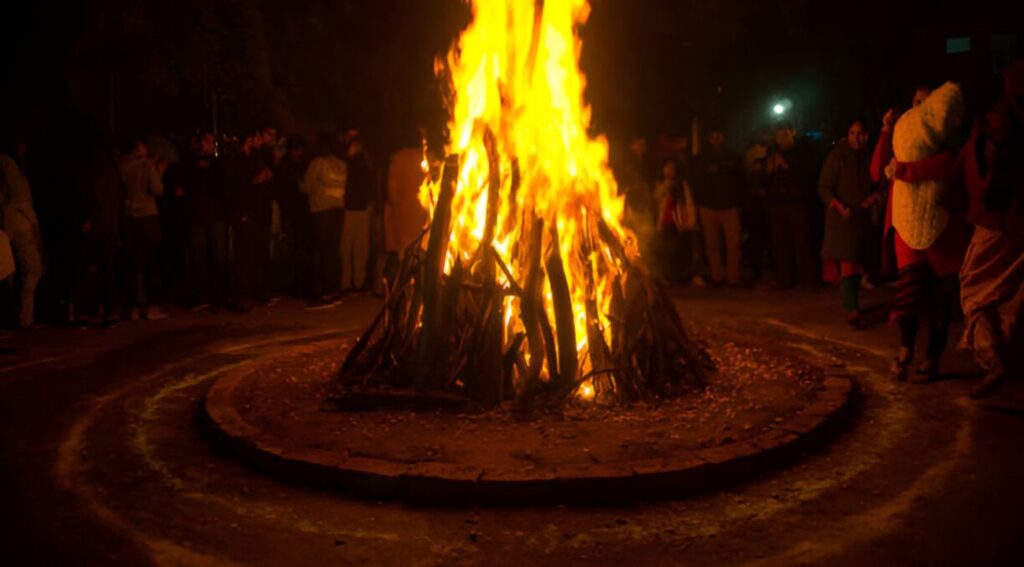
[333,147,713,410]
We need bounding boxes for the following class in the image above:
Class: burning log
[328,0,712,410]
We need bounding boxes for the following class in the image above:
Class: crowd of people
[0,62,1020,400]
[616,61,1022,399]
[0,126,429,329]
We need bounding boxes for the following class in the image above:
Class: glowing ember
[578,381,596,401]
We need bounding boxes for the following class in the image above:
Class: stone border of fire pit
[203,349,855,506]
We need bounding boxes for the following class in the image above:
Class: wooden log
[480,127,501,258]
[463,282,504,405]
[525,0,546,86]
[502,158,521,237]
[415,154,459,389]
[545,223,577,391]
[519,216,546,399]
[596,217,630,267]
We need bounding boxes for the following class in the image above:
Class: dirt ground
[231,324,824,473]
[2,287,1023,566]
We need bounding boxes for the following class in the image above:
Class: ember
[336,0,712,407]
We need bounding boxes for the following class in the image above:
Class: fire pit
[203,323,853,505]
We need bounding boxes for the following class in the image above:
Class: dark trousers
[741,196,770,281]
[654,227,695,284]
[73,230,119,315]
[125,215,162,308]
[229,215,261,304]
[253,209,272,297]
[311,208,344,298]
[768,203,816,288]
[187,222,227,306]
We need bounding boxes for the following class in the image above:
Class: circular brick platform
[203,340,854,505]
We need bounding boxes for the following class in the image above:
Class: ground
[2,287,1022,566]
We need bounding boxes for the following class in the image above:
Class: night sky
[2,0,1021,153]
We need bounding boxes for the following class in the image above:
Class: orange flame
[422,0,635,399]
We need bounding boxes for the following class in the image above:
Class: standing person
[617,136,657,261]
[157,143,188,305]
[0,145,44,330]
[742,129,773,283]
[224,134,272,312]
[871,86,933,282]
[885,83,970,383]
[653,158,699,285]
[691,128,744,288]
[340,133,372,294]
[177,132,227,310]
[273,138,312,297]
[73,142,123,325]
[383,138,428,285]
[959,61,1024,399]
[818,119,880,327]
[253,129,276,303]
[764,123,818,290]
[301,133,347,307]
[118,138,166,321]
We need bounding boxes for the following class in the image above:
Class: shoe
[129,307,141,321]
[891,349,913,382]
[306,296,338,310]
[189,303,211,312]
[847,310,869,330]
[144,306,168,321]
[228,300,253,314]
[691,276,706,288]
[15,320,46,333]
[909,359,939,384]
[970,366,1007,399]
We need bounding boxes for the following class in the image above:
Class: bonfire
[335,0,712,408]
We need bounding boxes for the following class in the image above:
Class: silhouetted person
[274,138,312,297]
[765,124,818,290]
[225,134,272,312]
[691,128,744,287]
[73,142,124,325]
[383,139,428,291]
[653,158,699,285]
[818,119,879,327]
[178,133,227,309]
[118,138,166,320]
[301,133,346,307]
[341,133,372,293]
[0,143,44,329]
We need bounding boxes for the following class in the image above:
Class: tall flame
[422,0,634,394]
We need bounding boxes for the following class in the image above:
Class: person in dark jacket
[818,119,881,326]
[176,132,227,309]
[691,128,745,287]
[118,137,166,320]
[765,123,819,290]
[72,142,123,325]
[273,138,311,297]
[224,134,272,312]
[341,133,373,293]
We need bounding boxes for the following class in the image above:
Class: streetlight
[773,103,786,116]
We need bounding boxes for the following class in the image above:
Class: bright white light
[773,103,786,115]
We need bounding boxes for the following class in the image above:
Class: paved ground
[2,287,1022,566]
